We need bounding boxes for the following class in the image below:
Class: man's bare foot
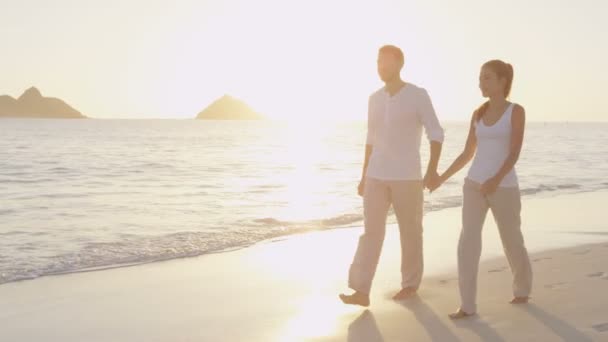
[510,296,529,304]
[339,292,370,307]
[392,287,417,301]
[448,309,476,320]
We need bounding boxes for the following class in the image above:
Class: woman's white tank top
[466,103,519,188]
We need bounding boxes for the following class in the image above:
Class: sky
[1,0,607,121]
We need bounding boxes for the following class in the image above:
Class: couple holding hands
[339,45,532,319]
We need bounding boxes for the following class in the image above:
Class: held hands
[424,170,443,193]
[480,176,501,195]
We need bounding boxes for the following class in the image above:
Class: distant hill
[196,95,263,120]
[0,87,85,118]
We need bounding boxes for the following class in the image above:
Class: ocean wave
[254,213,365,229]
[0,229,294,284]
[0,178,55,184]
[0,209,16,216]
[1,182,606,285]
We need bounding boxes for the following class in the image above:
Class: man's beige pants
[348,177,424,294]
[458,179,533,313]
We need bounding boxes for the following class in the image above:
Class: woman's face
[479,66,506,98]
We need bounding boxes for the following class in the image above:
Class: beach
[1,190,607,341]
[4,1,608,340]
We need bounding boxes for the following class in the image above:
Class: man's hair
[379,45,404,67]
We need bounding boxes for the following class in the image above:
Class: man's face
[377,52,402,82]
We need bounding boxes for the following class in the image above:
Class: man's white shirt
[366,83,445,181]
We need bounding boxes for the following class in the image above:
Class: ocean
[1,119,607,284]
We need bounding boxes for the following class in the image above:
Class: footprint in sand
[587,272,608,280]
[488,266,508,273]
[544,282,569,290]
[592,322,608,332]
[439,278,457,285]
[532,257,552,263]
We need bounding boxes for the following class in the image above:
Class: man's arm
[361,144,373,180]
[426,141,442,176]
[358,96,375,196]
[418,89,444,188]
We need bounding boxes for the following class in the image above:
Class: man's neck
[384,78,406,96]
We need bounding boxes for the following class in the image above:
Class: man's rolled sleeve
[417,88,444,143]
[365,96,377,146]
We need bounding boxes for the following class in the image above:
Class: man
[340,45,444,306]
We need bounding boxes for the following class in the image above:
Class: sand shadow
[517,303,594,341]
[347,310,384,342]
[558,231,608,236]
[398,297,462,342]
[451,315,507,342]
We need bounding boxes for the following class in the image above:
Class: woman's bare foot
[448,309,476,320]
[339,291,370,307]
[510,296,530,304]
[392,287,417,301]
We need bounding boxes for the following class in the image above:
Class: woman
[431,60,533,319]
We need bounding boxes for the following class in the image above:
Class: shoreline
[2,188,607,287]
[1,190,607,341]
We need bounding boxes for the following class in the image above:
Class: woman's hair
[476,60,514,121]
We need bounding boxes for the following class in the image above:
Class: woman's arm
[434,112,478,189]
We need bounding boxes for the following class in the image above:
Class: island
[196,95,263,120]
[0,87,85,119]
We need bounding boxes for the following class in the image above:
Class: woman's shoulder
[511,103,525,115]
[509,103,526,128]
[510,103,526,123]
